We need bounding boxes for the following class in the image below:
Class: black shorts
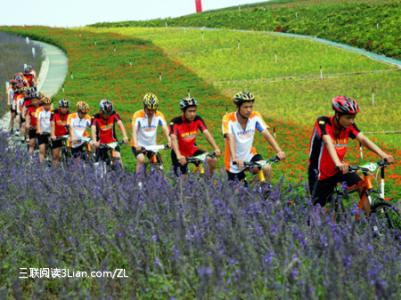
[51,139,63,149]
[10,107,17,114]
[309,171,362,207]
[28,128,38,139]
[72,144,86,158]
[132,147,161,163]
[38,133,50,145]
[226,154,263,181]
[171,149,205,175]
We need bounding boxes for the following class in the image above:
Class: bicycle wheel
[371,201,401,231]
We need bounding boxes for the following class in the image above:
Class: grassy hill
[91,0,401,59]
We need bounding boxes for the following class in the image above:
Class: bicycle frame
[348,161,388,210]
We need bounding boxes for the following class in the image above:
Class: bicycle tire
[371,201,401,231]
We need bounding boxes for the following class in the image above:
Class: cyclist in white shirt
[67,101,92,159]
[36,96,53,163]
[222,91,285,182]
[131,93,171,174]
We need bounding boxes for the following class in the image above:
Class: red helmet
[332,96,360,115]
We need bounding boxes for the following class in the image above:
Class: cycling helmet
[143,93,159,110]
[24,64,33,74]
[41,96,52,105]
[76,101,89,113]
[179,95,198,111]
[58,99,69,108]
[233,91,255,106]
[99,99,113,114]
[24,87,37,99]
[332,96,360,115]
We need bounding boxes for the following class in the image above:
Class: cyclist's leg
[27,129,36,155]
[309,175,338,207]
[227,170,246,182]
[112,146,123,170]
[132,147,146,173]
[38,134,49,163]
[171,150,188,176]
[51,139,63,167]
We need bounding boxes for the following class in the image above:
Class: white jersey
[222,111,269,173]
[67,112,92,148]
[36,107,52,133]
[131,110,167,147]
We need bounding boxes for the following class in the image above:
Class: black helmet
[179,96,198,111]
[99,99,114,114]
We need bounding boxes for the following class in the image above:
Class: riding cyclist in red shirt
[308,96,394,211]
[91,99,129,167]
[169,95,221,176]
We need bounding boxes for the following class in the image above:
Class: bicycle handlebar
[233,156,281,168]
[187,152,216,164]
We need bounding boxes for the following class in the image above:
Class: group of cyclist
[5,64,395,211]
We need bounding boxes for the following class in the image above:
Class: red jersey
[308,116,360,181]
[24,74,35,87]
[92,112,121,144]
[169,115,207,157]
[27,106,40,128]
[51,109,69,137]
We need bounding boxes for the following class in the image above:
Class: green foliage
[91,0,401,60]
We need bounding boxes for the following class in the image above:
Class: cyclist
[50,99,70,166]
[91,99,129,166]
[36,96,53,163]
[169,95,221,176]
[19,87,37,139]
[222,91,285,183]
[131,93,171,174]
[308,96,394,211]
[7,79,17,133]
[67,101,92,159]
[25,92,42,155]
[23,64,37,87]
[12,74,27,135]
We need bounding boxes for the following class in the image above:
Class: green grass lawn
[90,26,401,192]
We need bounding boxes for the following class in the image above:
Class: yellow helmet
[76,101,90,113]
[41,96,52,105]
[143,93,159,110]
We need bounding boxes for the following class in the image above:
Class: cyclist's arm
[170,133,181,156]
[203,129,220,154]
[25,112,31,129]
[91,124,98,143]
[260,129,285,159]
[162,124,171,147]
[117,120,129,142]
[51,120,56,139]
[225,132,239,159]
[36,113,41,134]
[131,121,138,148]
[356,133,393,162]
[322,135,344,168]
[7,90,11,106]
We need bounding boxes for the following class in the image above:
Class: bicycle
[186,151,217,175]
[139,144,170,173]
[71,137,94,163]
[94,141,125,178]
[329,160,401,234]
[50,134,72,166]
[233,156,281,198]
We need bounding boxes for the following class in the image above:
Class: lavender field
[0,131,400,299]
